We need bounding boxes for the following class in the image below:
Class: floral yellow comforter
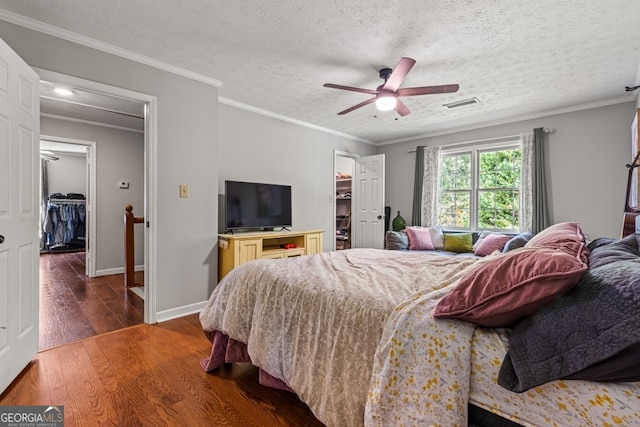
[366,283,477,426]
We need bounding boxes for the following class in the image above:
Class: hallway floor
[39,251,144,351]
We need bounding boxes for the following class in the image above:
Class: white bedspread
[199,248,478,427]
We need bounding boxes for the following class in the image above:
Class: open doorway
[40,137,95,274]
[334,151,387,250]
[37,70,152,350]
[334,153,355,250]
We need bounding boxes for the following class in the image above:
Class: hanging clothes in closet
[43,193,87,251]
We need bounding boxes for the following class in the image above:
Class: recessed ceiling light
[53,87,73,97]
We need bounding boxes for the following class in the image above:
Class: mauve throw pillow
[406,226,434,250]
[474,233,512,256]
[434,247,587,327]
[525,222,589,263]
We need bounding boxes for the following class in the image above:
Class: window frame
[439,139,522,232]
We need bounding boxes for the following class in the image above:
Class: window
[438,142,521,232]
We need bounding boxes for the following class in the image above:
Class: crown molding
[219,97,374,145]
[0,9,222,88]
[377,96,635,146]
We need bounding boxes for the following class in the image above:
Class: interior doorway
[334,151,357,250]
[333,151,387,250]
[40,137,95,276]
[36,69,155,350]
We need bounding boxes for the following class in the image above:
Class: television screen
[225,180,292,231]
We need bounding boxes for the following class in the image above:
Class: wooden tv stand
[217,229,324,281]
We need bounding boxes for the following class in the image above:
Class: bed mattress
[468,327,640,427]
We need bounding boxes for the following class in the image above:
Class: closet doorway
[37,69,154,350]
[334,152,355,250]
[333,150,387,250]
[40,137,95,276]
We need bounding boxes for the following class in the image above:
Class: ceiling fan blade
[382,57,416,92]
[323,83,379,95]
[396,84,459,97]
[337,97,376,115]
[396,99,411,116]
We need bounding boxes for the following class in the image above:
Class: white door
[0,37,40,394]
[352,154,385,249]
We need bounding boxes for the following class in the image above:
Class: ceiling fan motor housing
[379,67,393,81]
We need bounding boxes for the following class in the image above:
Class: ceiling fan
[324,57,459,116]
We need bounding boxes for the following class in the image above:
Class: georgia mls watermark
[0,406,64,427]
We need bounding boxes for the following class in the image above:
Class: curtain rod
[407,128,555,153]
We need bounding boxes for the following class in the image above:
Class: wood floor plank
[24,254,325,425]
[1,315,325,426]
[39,251,143,351]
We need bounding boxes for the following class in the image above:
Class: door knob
[0,235,4,244]
[377,215,383,219]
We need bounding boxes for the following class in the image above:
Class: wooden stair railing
[124,204,144,288]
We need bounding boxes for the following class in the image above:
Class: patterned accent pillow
[434,247,587,327]
[385,230,409,250]
[443,232,473,253]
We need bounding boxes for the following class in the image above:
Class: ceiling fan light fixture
[375,94,397,111]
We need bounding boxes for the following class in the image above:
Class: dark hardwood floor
[39,251,144,351]
[1,314,325,427]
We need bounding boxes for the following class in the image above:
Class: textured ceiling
[1,0,639,144]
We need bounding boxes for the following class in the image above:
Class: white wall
[218,103,376,251]
[378,102,636,239]
[41,117,145,271]
[0,21,219,316]
[46,152,86,196]
[336,155,354,177]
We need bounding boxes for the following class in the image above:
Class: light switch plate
[179,184,189,198]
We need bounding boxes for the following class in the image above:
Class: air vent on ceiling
[442,97,480,109]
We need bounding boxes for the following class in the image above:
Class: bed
[199,222,640,426]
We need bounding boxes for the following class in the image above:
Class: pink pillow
[434,247,587,327]
[525,222,589,263]
[406,226,434,250]
[474,233,512,256]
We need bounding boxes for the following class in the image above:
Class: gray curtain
[531,127,550,233]
[40,159,49,250]
[411,146,425,226]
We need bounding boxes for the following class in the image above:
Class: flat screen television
[224,180,292,231]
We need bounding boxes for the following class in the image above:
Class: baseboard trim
[95,265,144,277]
[155,301,208,323]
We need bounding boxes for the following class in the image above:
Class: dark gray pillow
[385,230,409,250]
[498,233,640,392]
[502,232,533,252]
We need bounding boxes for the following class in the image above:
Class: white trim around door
[34,67,158,324]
